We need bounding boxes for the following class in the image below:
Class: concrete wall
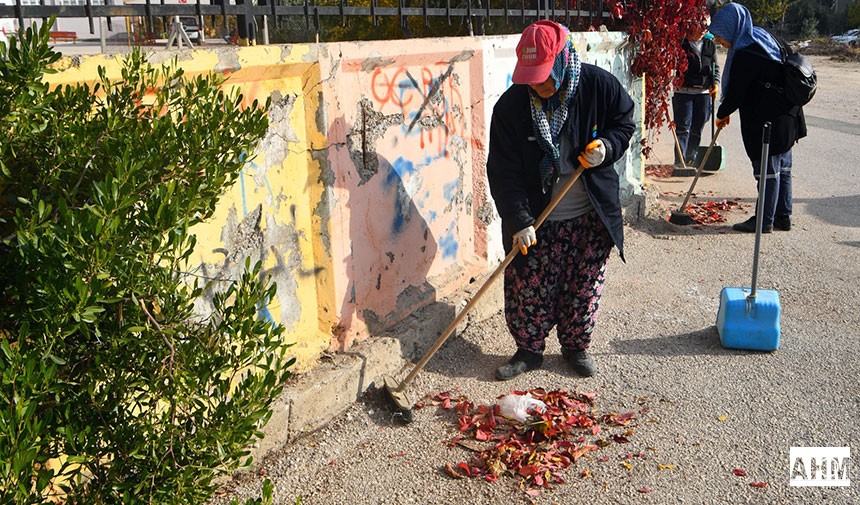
[45,31,643,375]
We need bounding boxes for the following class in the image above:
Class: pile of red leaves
[426,389,637,492]
[645,164,674,178]
[681,199,743,225]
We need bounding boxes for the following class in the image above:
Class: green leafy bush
[0,20,293,504]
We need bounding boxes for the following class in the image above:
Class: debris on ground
[645,164,675,178]
[681,199,744,225]
[421,389,640,495]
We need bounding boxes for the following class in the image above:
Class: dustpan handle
[711,93,716,139]
[711,62,717,139]
[750,122,771,299]
[399,165,587,387]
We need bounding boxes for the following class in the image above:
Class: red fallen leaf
[444,463,464,479]
[484,474,498,483]
[475,427,492,441]
[638,487,652,493]
[571,444,598,461]
[604,411,635,426]
[455,400,473,414]
[388,451,407,458]
[591,425,601,435]
[518,465,539,477]
[611,434,630,444]
[457,462,472,476]
[599,456,610,463]
[525,489,541,497]
[750,482,767,488]
[579,391,598,402]
[732,468,747,477]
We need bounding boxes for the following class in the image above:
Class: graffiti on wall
[328,53,483,347]
[369,62,466,160]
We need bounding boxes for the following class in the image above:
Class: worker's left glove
[577,139,606,168]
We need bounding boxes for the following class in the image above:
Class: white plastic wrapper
[496,393,546,422]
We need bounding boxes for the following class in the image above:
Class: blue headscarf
[709,3,782,91]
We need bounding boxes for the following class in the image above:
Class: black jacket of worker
[716,44,807,160]
[487,63,635,265]
[680,36,720,89]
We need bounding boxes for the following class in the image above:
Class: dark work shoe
[495,349,543,381]
[561,348,597,377]
[774,215,791,231]
[732,216,772,234]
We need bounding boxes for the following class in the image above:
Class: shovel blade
[383,375,413,412]
[695,145,726,172]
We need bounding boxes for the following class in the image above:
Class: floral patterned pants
[503,211,613,354]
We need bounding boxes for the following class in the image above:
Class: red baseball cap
[512,21,567,85]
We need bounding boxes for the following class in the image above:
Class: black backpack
[764,32,817,107]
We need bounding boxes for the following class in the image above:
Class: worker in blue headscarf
[710,2,806,233]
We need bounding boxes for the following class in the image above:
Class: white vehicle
[831,28,860,47]
[179,16,201,42]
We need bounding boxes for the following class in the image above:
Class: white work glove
[513,226,537,255]
[577,139,606,168]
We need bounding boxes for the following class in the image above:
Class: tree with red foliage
[620,0,711,156]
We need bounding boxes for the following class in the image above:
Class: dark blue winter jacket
[487,63,635,263]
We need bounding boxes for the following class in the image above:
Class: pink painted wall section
[317,38,489,350]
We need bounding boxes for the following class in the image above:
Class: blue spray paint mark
[391,156,417,178]
[391,202,405,235]
[443,179,459,201]
[428,210,437,221]
[389,157,419,235]
[257,296,275,324]
[240,171,248,217]
[438,228,459,260]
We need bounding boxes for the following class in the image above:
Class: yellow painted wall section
[186,46,331,373]
[46,46,332,374]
